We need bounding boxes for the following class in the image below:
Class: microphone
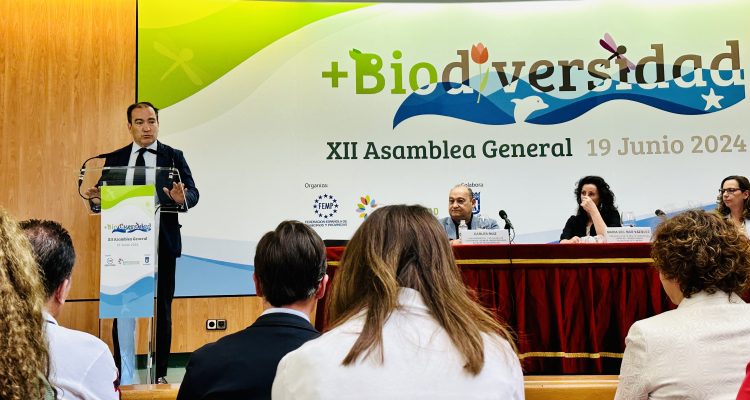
[148,148,177,181]
[655,209,667,221]
[142,148,174,179]
[499,210,514,230]
[78,150,119,190]
[77,149,122,206]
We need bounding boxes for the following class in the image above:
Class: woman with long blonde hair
[0,207,54,399]
[273,205,523,399]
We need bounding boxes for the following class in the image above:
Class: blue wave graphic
[175,254,254,297]
[394,69,745,127]
[180,254,251,271]
[112,227,151,233]
[100,276,155,318]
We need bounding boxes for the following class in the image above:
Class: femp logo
[321,39,744,127]
[313,194,339,219]
[305,194,348,228]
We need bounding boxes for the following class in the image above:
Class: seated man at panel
[21,219,119,400]
[440,184,499,244]
[177,220,329,400]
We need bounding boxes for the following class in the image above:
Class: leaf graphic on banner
[479,69,490,92]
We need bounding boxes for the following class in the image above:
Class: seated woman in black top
[560,176,621,243]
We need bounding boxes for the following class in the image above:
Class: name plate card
[461,229,510,244]
[605,227,652,243]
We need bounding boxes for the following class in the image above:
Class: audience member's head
[0,208,51,400]
[20,219,76,317]
[253,220,328,309]
[448,184,475,223]
[652,209,750,304]
[328,204,515,374]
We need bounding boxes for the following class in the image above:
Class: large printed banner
[100,186,156,318]
[137,0,749,296]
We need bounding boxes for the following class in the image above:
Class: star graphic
[701,88,724,111]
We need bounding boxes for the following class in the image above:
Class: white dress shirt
[44,312,119,400]
[261,307,310,322]
[615,291,750,400]
[273,288,524,399]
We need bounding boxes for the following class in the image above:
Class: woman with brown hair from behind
[273,204,523,399]
[0,207,54,400]
[615,209,750,399]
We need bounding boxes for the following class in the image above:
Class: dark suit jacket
[100,142,199,257]
[176,313,320,400]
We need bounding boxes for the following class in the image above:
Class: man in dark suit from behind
[177,220,329,400]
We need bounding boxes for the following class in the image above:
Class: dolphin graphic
[511,96,548,123]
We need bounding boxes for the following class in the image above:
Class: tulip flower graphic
[471,43,490,103]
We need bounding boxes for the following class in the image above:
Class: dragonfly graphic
[153,41,203,86]
[599,33,636,71]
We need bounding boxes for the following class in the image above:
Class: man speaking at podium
[86,101,199,383]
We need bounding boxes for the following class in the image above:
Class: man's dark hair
[254,221,326,307]
[126,101,159,124]
[19,220,76,298]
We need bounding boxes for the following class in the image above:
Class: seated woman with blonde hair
[0,207,55,400]
[273,205,523,399]
[615,210,750,399]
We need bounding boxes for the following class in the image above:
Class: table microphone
[499,210,514,230]
[655,209,667,221]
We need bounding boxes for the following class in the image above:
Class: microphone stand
[78,154,105,201]
[499,210,515,266]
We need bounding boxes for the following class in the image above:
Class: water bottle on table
[458,219,468,243]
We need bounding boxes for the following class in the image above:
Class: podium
[79,165,190,384]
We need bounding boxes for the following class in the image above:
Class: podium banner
[99,185,157,318]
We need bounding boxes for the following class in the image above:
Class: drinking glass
[622,211,636,227]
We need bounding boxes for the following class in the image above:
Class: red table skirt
[318,243,672,374]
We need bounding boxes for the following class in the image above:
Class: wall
[1,0,255,352]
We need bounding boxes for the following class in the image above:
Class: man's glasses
[719,188,745,195]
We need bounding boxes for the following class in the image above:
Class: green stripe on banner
[138,0,371,108]
[101,185,156,210]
